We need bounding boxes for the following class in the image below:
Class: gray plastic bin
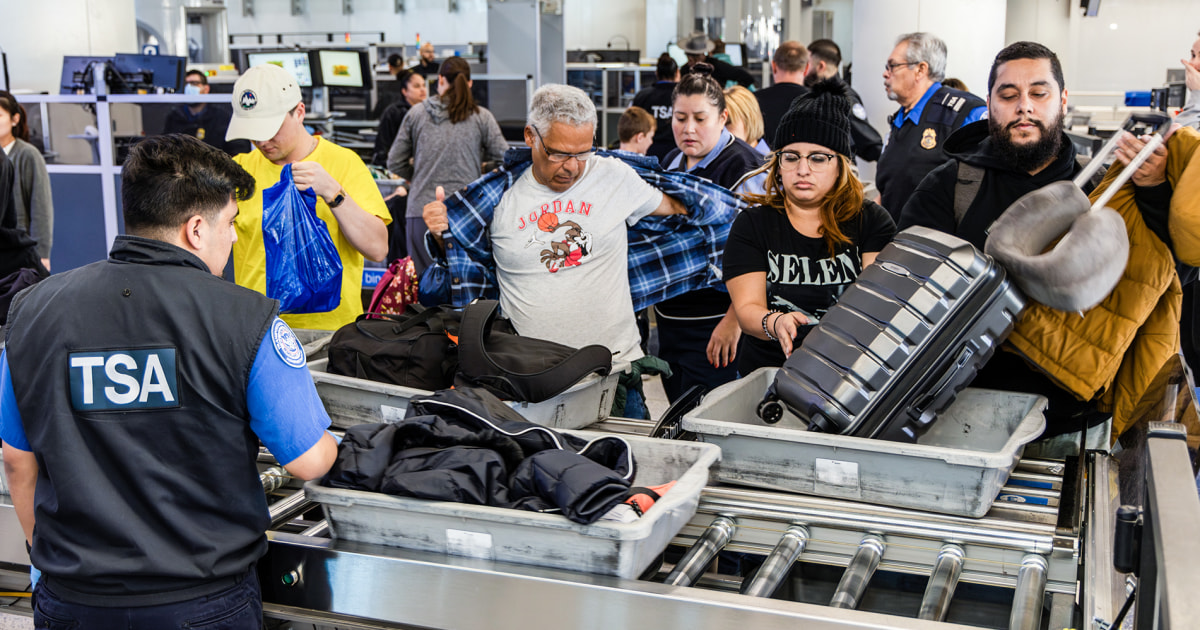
[305,433,720,578]
[307,358,625,430]
[682,368,1047,517]
[292,328,334,362]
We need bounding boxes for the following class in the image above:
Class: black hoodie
[897,120,1173,251]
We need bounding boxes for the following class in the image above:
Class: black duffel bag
[456,300,613,403]
[326,305,459,390]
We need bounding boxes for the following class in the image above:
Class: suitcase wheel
[757,397,784,425]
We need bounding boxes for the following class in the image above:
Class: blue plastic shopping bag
[262,164,343,313]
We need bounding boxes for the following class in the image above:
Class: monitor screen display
[725,43,744,67]
[112,53,187,93]
[246,51,313,87]
[313,50,369,88]
[60,56,112,94]
[666,43,688,69]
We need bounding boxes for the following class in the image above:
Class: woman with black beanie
[723,80,896,375]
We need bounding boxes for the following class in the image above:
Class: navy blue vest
[5,236,278,606]
[876,85,985,220]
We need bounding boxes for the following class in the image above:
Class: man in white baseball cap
[227,63,390,330]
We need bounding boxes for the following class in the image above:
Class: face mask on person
[184,84,202,96]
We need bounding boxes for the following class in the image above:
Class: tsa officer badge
[921,128,937,150]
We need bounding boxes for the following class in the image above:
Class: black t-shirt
[723,200,896,375]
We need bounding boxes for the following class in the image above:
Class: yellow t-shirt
[233,138,391,331]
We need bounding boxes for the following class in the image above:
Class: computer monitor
[311,50,371,89]
[246,51,314,88]
[112,53,187,93]
[59,56,113,94]
[724,43,746,67]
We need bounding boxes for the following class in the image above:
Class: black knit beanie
[772,78,853,158]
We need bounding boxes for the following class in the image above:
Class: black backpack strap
[953,160,985,228]
[354,306,445,342]
[458,300,613,401]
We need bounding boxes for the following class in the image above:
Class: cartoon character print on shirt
[515,204,596,274]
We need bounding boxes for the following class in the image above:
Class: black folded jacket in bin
[324,387,636,524]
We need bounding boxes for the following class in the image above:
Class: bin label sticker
[447,529,494,560]
[815,459,860,496]
[380,405,406,423]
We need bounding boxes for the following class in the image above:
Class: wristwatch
[327,190,346,208]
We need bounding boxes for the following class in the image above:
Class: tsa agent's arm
[291,161,390,262]
[247,320,338,480]
[0,352,36,544]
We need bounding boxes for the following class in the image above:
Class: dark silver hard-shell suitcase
[757,226,1026,442]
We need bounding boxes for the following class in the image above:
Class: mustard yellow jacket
[1006,126,1200,437]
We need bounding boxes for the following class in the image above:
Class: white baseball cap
[226,64,303,142]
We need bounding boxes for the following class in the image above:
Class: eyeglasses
[531,126,594,164]
[776,150,837,172]
[185,79,204,86]
[884,61,918,74]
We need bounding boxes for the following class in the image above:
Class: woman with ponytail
[0,91,53,271]
[653,64,763,402]
[723,80,895,375]
[388,56,508,273]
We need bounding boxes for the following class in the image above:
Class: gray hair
[896,32,947,82]
[527,84,597,134]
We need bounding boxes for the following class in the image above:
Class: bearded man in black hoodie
[898,41,1177,438]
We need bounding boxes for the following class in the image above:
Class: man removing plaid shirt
[423,84,744,364]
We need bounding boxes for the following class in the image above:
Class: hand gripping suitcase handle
[908,345,975,426]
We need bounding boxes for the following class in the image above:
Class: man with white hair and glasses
[875,32,986,219]
[422,83,743,369]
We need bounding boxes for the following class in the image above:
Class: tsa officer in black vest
[875,32,985,220]
[0,134,338,629]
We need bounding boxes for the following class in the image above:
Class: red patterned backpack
[366,257,419,318]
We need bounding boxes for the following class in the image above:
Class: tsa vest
[876,86,985,220]
[5,236,278,606]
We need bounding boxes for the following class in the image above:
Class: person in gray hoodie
[388,57,508,274]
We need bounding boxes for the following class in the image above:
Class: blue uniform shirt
[1,318,330,466]
[892,82,986,130]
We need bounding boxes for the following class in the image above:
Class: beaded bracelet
[762,311,778,341]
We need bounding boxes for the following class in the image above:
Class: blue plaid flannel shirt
[427,147,746,312]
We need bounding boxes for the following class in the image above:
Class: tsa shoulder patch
[271,318,307,368]
[69,348,179,412]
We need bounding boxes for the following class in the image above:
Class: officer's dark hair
[987,41,1064,94]
[387,53,404,69]
[656,52,678,81]
[673,63,725,114]
[185,69,208,86]
[808,39,842,68]
[122,134,254,236]
[772,41,809,74]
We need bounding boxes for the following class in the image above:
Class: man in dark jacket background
[754,41,809,150]
[679,31,756,89]
[898,41,1173,437]
[804,39,883,162]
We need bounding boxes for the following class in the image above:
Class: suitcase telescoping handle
[1072,111,1173,207]
[905,345,975,430]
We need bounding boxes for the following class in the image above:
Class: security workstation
[3,0,1200,628]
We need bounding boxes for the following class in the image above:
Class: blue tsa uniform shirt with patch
[0,235,332,608]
